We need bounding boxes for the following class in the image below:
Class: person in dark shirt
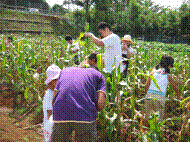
[51,67,106,142]
[87,52,99,71]
[78,52,100,71]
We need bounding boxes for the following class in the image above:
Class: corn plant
[0,32,190,141]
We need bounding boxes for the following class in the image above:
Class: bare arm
[52,90,57,106]
[145,71,154,94]
[47,110,52,120]
[96,91,106,111]
[84,33,104,47]
[145,76,151,94]
[168,75,181,100]
[126,48,131,59]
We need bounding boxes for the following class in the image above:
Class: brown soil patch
[0,107,43,141]
[0,82,14,108]
[0,83,43,141]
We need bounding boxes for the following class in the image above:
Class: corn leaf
[2,40,5,52]
[85,22,89,32]
[97,54,102,71]
[150,75,162,92]
[24,87,29,101]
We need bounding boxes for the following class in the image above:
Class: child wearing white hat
[121,35,134,77]
[43,64,61,142]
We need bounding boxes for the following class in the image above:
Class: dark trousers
[51,121,97,142]
[122,54,129,78]
[73,54,80,65]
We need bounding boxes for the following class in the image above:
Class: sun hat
[45,64,61,85]
[121,35,133,44]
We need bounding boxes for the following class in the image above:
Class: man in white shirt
[84,22,124,73]
[65,35,80,65]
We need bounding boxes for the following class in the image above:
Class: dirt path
[0,107,43,142]
[0,83,43,142]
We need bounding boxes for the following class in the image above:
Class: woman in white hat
[121,35,134,77]
[43,64,61,142]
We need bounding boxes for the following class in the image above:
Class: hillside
[0,9,74,35]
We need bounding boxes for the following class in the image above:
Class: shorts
[144,93,166,121]
[50,121,97,142]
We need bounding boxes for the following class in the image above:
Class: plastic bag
[43,115,53,142]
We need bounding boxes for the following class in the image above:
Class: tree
[52,4,68,15]
[180,14,190,35]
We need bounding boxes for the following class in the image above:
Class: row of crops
[0,32,190,141]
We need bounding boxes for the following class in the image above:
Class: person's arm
[145,71,154,94]
[127,47,134,59]
[84,33,104,47]
[47,110,52,120]
[96,91,106,111]
[168,75,181,100]
[95,73,106,111]
[52,90,58,106]
[126,47,131,59]
[60,48,65,57]
[145,76,151,94]
[71,42,80,53]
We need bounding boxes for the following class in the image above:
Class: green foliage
[0,32,189,141]
[66,0,190,42]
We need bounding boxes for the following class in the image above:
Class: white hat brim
[45,72,60,85]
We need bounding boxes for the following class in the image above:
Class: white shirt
[148,71,169,96]
[122,47,134,55]
[67,40,80,52]
[43,89,54,142]
[67,40,80,62]
[102,33,124,73]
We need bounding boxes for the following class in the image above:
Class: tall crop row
[0,34,189,141]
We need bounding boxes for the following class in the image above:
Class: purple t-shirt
[53,67,106,122]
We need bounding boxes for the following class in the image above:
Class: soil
[0,83,43,142]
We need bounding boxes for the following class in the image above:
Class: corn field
[0,31,190,142]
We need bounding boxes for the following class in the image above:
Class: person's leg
[50,123,72,142]
[144,99,153,127]
[74,54,80,65]
[154,100,165,122]
[74,121,97,142]
[122,61,129,78]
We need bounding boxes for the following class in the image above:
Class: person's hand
[178,96,183,101]
[149,71,155,76]
[84,32,94,38]
[71,50,77,53]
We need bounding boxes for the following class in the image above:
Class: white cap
[45,64,61,84]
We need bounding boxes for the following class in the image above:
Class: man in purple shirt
[51,67,106,142]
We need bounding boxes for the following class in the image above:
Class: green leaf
[24,87,29,101]
[117,62,122,82]
[159,117,183,126]
[79,32,85,40]
[85,22,90,32]
[150,75,162,92]
[2,40,5,52]
[97,54,102,71]
[180,96,190,108]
